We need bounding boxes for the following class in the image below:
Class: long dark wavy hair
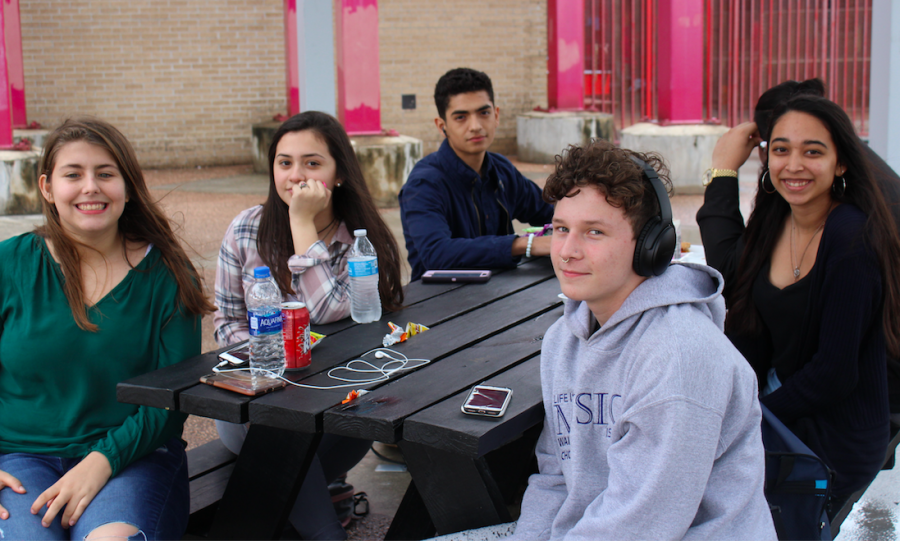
[35,117,215,331]
[726,96,900,357]
[257,111,404,311]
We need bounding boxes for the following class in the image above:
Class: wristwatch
[703,168,738,186]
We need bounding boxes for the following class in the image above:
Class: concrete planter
[0,149,42,215]
[350,135,422,208]
[516,111,616,164]
[14,128,49,151]
[620,123,730,194]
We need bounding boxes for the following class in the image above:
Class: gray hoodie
[511,263,776,540]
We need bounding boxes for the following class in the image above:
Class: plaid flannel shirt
[213,206,352,347]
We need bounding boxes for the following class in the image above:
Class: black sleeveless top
[752,260,812,380]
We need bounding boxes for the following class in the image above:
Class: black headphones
[629,156,676,277]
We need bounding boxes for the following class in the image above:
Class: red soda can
[282,302,311,370]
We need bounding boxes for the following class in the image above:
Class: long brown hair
[727,96,900,356]
[257,111,404,311]
[35,117,215,331]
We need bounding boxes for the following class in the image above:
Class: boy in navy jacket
[399,68,554,281]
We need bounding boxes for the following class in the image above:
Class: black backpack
[760,404,835,541]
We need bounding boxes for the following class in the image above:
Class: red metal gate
[704,0,872,135]
[584,0,657,130]
[584,0,872,135]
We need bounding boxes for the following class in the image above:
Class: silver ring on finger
[299,182,308,189]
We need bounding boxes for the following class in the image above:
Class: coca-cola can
[282,302,311,370]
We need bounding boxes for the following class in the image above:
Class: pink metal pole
[862,0,870,135]
[336,0,381,134]
[705,0,711,122]
[852,0,859,127]
[645,0,653,120]
[619,0,625,121]
[548,0,584,110]
[803,0,816,79]
[3,0,23,128]
[630,0,636,126]
[600,0,608,113]
[750,0,756,119]
[738,0,744,122]
[657,0,703,123]
[0,3,13,148]
[589,0,597,108]
[843,0,849,108]
[283,0,300,117]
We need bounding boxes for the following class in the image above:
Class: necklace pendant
[793,267,801,279]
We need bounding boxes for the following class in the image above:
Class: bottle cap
[353,229,367,237]
[253,266,271,279]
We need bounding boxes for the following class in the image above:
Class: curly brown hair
[543,140,672,239]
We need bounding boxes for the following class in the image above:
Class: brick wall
[20,0,286,168]
[19,0,548,167]
[378,0,548,156]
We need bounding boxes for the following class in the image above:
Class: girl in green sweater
[0,118,214,540]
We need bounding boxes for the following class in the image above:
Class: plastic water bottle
[348,229,382,323]
[246,266,285,378]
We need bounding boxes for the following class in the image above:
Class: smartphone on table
[461,385,513,417]
[200,371,286,397]
[218,342,250,367]
[422,270,492,283]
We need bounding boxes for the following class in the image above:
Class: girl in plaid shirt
[213,111,404,540]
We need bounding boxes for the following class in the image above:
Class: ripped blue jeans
[0,437,188,541]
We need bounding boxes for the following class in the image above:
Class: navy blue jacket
[399,140,554,281]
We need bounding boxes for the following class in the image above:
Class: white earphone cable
[212,347,430,390]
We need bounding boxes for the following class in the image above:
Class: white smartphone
[461,385,513,417]
[218,342,250,367]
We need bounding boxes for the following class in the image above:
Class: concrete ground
[2,156,895,540]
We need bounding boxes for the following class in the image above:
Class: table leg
[385,480,437,540]
[208,424,320,540]
[398,440,512,536]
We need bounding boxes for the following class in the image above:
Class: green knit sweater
[0,233,199,476]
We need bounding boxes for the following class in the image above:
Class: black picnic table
[117,257,562,540]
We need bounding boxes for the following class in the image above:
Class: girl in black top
[698,95,900,499]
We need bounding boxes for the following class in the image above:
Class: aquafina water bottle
[348,229,382,323]
[246,266,285,378]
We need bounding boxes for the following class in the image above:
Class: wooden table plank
[249,277,560,434]
[323,304,560,443]
[116,348,225,411]
[402,354,544,457]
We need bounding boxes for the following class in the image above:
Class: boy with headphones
[398,68,554,281]
[509,140,776,540]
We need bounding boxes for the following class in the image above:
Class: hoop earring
[832,176,846,198]
[760,170,776,194]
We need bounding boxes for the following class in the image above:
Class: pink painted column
[336,0,381,135]
[3,0,24,128]
[0,2,13,148]
[547,0,584,110]
[283,0,300,117]
[657,0,704,124]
